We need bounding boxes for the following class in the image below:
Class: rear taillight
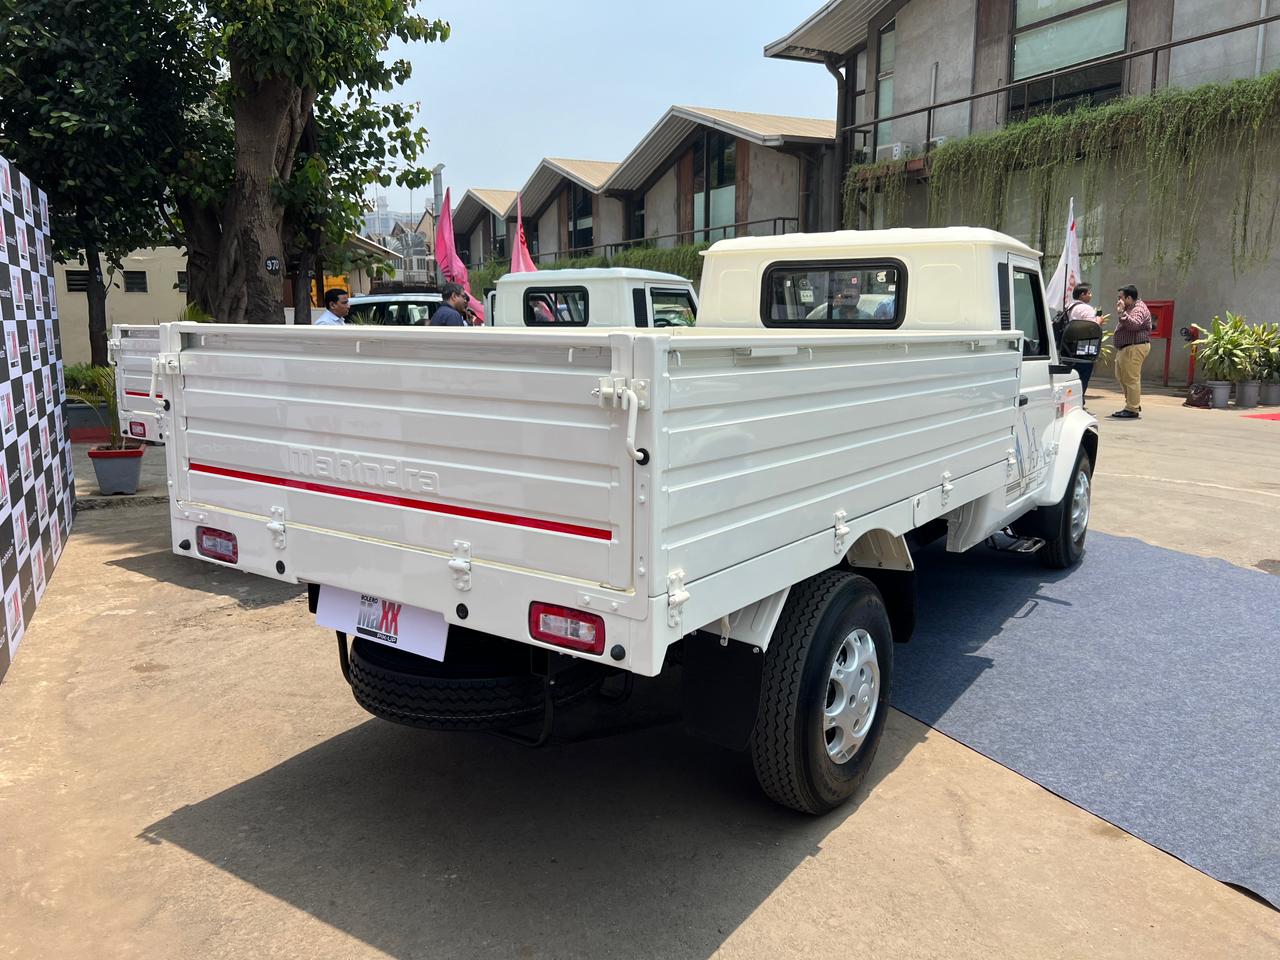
[195,526,238,564]
[529,602,605,655]
[129,421,146,438]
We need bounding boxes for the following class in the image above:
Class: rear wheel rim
[1070,468,1091,542]
[824,628,880,764]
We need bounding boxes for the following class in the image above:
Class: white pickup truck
[489,267,697,328]
[155,228,1098,813]
[109,325,164,444]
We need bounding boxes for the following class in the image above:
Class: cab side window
[1011,268,1049,358]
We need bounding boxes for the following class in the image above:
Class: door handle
[1018,395,1029,407]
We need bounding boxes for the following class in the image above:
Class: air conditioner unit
[874,141,914,163]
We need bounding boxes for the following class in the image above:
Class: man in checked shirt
[1110,284,1154,419]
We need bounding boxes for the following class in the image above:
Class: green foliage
[176,303,216,323]
[66,365,123,449]
[469,244,711,296]
[843,160,909,230]
[844,72,1280,274]
[0,0,208,265]
[63,363,99,394]
[1248,321,1280,383]
[1190,312,1258,382]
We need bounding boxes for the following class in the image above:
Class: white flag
[1044,198,1080,314]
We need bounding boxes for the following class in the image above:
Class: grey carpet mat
[892,532,1280,907]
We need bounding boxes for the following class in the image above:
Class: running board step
[985,529,1045,553]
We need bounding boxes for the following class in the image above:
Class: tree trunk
[292,248,313,324]
[223,62,314,325]
[84,243,109,366]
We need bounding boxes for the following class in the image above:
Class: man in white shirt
[314,288,351,325]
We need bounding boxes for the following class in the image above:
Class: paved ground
[2,381,1279,959]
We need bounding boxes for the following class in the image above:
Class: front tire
[750,571,894,814]
[1039,449,1093,569]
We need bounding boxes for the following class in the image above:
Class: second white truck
[153,228,1099,813]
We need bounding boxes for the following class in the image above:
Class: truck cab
[490,268,697,329]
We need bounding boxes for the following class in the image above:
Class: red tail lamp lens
[528,602,605,655]
[195,526,238,564]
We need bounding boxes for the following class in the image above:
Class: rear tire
[1039,449,1092,569]
[349,635,604,731]
[750,571,894,814]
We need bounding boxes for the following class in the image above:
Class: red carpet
[1243,412,1280,421]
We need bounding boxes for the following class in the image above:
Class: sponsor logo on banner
[0,160,11,210]
[50,516,62,562]
[33,278,43,319]
[24,373,36,417]
[20,174,31,219]
[35,233,44,272]
[36,477,47,527]
[356,594,404,645]
[16,227,27,269]
[5,582,22,654]
[52,459,62,498]
[5,324,19,375]
[13,501,27,560]
[18,434,32,484]
[39,189,48,226]
[33,543,45,598]
[0,390,14,442]
[0,460,8,514]
[47,276,57,320]
[9,268,24,322]
[39,420,50,460]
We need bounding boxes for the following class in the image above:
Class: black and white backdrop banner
[0,156,72,685]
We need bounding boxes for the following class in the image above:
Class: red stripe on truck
[124,390,163,398]
[187,461,614,542]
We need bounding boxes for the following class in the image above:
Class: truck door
[1007,255,1056,500]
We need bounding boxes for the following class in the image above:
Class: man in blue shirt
[430,283,470,326]
[314,288,350,325]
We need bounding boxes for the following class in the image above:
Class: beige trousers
[1115,342,1150,412]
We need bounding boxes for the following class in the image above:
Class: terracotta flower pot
[86,445,145,495]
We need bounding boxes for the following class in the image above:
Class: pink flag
[510,195,537,274]
[434,187,485,324]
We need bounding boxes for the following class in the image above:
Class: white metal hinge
[833,510,851,553]
[593,376,650,410]
[448,540,472,591]
[265,506,286,549]
[940,470,955,506]
[666,569,689,628]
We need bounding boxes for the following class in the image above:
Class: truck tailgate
[112,325,163,442]
[164,325,634,590]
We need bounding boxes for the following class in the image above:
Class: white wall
[537,202,560,257]
[644,166,679,247]
[888,0,978,150]
[1168,0,1280,88]
[745,148,801,234]
[597,196,626,249]
[56,247,188,366]
[466,224,485,266]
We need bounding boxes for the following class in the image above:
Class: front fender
[1037,408,1099,507]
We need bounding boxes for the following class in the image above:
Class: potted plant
[1254,322,1280,406]
[68,365,145,495]
[62,362,113,433]
[1190,313,1254,409]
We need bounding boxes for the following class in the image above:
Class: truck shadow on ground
[139,542,1078,960]
[107,548,304,609]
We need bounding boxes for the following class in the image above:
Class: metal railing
[844,12,1280,158]
[464,216,801,270]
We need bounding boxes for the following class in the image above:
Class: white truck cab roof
[492,267,697,328]
[696,227,1041,333]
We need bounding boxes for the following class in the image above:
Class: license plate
[315,585,447,661]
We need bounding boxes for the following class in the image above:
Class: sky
[373,0,834,214]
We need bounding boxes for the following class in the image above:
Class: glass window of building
[1009,1,1127,120]
[875,22,896,148]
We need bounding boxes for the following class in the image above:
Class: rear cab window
[762,260,905,328]
[1010,268,1049,358]
[524,287,588,326]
